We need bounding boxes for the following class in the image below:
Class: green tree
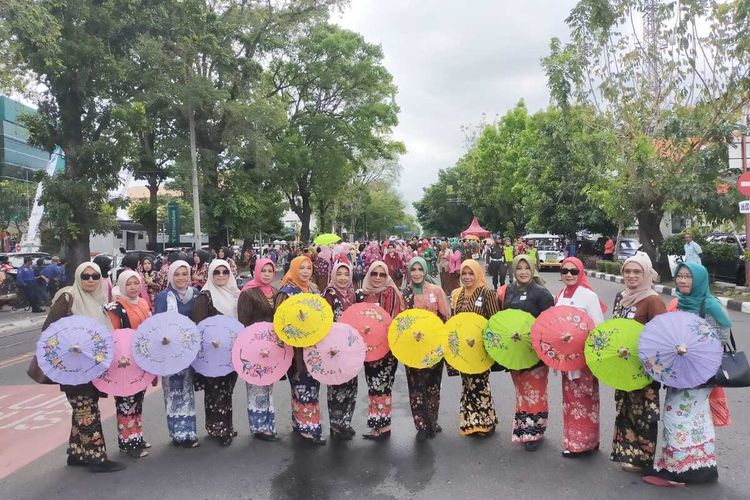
[0,179,32,233]
[414,166,473,235]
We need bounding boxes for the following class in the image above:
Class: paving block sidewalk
[585,270,750,314]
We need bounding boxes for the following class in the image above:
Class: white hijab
[201,259,240,318]
[53,262,113,331]
[116,270,141,305]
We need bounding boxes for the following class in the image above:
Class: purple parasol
[132,312,200,376]
[638,311,723,389]
[191,315,244,377]
[232,322,293,386]
[303,322,366,385]
[36,315,114,385]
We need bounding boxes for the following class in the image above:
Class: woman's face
[142,260,152,272]
[298,260,313,282]
[675,267,693,294]
[335,266,351,288]
[410,263,425,284]
[80,266,101,293]
[212,265,230,286]
[125,276,141,299]
[218,249,225,258]
[515,260,532,284]
[172,266,190,289]
[460,266,475,288]
[560,263,579,286]
[369,265,388,288]
[622,262,645,290]
[193,253,200,265]
[259,264,274,285]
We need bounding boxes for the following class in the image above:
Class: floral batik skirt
[246,383,276,435]
[114,390,146,451]
[562,367,600,452]
[202,372,238,439]
[364,353,398,431]
[459,370,497,435]
[406,361,443,433]
[328,376,358,432]
[287,362,321,439]
[653,387,718,483]
[66,393,107,463]
[611,382,660,468]
[162,368,197,443]
[510,364,549,443]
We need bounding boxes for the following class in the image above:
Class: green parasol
[584,318,652,391]
[313,233,341,245]
[483,309,538,370]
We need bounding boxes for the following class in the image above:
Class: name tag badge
[475,296,484,308]
[429,293,437,303]
[520,293,527,301]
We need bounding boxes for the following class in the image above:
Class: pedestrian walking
[683,232,703,264]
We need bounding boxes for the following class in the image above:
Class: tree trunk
[614,220,623,260]
[299,194,312,243]
[636,208,670,280]
[146,175,159,251]
[64,230,91,286]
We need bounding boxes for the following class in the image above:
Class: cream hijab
[53,262,113,331]
[201,259,241,318]
[620,252,659,308]
[116,270,141,305]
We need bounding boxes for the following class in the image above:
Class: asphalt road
[2,274,749,499]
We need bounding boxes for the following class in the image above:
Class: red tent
[460,217,492,238]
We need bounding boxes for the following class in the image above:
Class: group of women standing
[46,245,730,487]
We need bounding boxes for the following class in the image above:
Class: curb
[584,270,750,315]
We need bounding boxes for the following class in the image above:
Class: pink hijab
[241,258,275,294]
[556,257,607,313]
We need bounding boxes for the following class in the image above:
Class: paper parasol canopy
[132,311,200,376]
[443,312,494,374]
[273,293,334,347]
[531,305,595,371]
[303,322,366,384]
[339,302,392,362]
[191,315,244,377]
[387,309,446,368]
[232,322,294,386]
[584,318,652,391]
[94,328,156,396]
[483,309,539,370]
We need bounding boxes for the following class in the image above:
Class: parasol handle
[617,347,630,359]
[329,348,338,357]
[297,309,308,322]
[118,356,131,368]
[161,337,171,346]
[676,344,688,355]
[259,348,269,358]
[510,332,521,341]
[69,344,82,354]
[363,326,371,334]
[561,333,572,343]
[211,339,221,348]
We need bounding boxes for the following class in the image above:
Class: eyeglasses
[675,273,692,280]
[559,269,580,276]
[80,272,101,281]
[213,269,231,276]
[370,271,388,278]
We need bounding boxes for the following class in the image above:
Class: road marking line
[0,352,33,369]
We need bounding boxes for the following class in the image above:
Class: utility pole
[189,110,202,251]
[743,131,750,286]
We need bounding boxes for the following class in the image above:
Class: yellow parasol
[387,309,446,368]
[273,293,334,347]
[443,312,494,374]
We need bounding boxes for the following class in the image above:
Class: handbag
[708,332,750,388]
[27,354,54,385]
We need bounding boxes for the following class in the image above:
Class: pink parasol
[93,328,156,396]
[232,322,293,386]
[339,302,392,362]
[303,322,366,384]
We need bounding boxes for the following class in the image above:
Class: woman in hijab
[610,252,667,472]
[104,270,152,458]
[216,247,238,277]
[191,249,211,289]
[384,243,404,288]
[554,257,606,457]
[357,260,405,440]
[503,255,555,451]
[238,258,280,441]
[322,261,359,440]
[314,246,333,292]
[192,259,241,447]
[446,241,462,293]
[404,256,450,441]
[43,262,125,472]
[450,259,501,437]
[276,255,326,445]
[643,262,730,487]
[154,260,200,448]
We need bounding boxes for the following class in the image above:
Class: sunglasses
[80,272,101,281]
[559,268,580,276]
[213,269,231,276]
[370,271,388,278]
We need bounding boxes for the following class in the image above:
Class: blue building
[0,95,56,181]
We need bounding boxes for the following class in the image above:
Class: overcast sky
[336,0,578,212]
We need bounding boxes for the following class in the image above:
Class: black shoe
[253,432,280,442]
[89,460,126,473]
[434,424,442,434]
[172,439,200,448]
[470,428,495,438]
[296,432,327,445]
[524,441,540,452]
[120,448,149,458]
[562,447,597,458]
[416,430,431,442]
[32,308,46,313]
[67,455,89,467]
[220,436,233,447]
[330,427,353,441]
[362,430,391,441]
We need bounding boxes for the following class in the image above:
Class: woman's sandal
[172,439,200,449]
[121,448,149,459]
[253,432,280,442]
[362,429,391,441]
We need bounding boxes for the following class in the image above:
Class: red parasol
[339,302,392,362]
[531,305,595,371]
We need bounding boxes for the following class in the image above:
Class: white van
[523,233,564,270]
